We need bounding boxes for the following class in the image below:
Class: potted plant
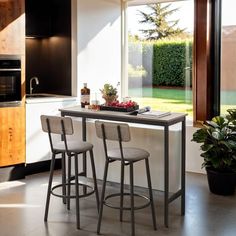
[192,110,236,195]
[100,83,118,105]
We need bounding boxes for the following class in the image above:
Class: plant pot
[102,94,118,106]
[206,168,236,196]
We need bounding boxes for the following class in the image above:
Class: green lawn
[128,87,236,117]
[129,87,192,102]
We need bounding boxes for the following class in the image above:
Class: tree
[128,32,140,42]
[138,3,186,40]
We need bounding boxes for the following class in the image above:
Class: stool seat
[54,141,93,153]
[108,147,149,162]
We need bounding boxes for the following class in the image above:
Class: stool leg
[145,158,157,230]
[89,149,100,212]
[82,152,87,195]
[130,162,135,236]
[61,153,66,204]
[97,160,109,234]
[120,162,125,222]
[67,154,71,210]
[44,153,56,222]
[74,154,80,229]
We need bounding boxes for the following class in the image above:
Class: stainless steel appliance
[0,56,21,106]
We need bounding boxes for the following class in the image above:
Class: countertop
[26,93,78,104]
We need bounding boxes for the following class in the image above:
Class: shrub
[128,40,193,87]
[153,40,192,86]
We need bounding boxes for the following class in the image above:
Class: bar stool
[40,115,99,229]
[95,121,157,236]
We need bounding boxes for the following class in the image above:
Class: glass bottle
[80,83,90,108]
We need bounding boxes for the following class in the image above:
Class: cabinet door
[25,0,52,37]
[0,0,25,55]
[0,107,25,167]
[26,100,78,163]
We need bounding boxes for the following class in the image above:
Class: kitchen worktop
[26,93,78,104]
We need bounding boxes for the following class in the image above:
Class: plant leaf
[206,120,219,128]
[212,116,226,127]
[201,144,214,152]
[192,128,208,143]
[212,131,223,140]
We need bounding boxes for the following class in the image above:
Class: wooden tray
[100,105,139,112]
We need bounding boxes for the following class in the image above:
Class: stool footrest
[51,183,95,199]
[104,192,151,210]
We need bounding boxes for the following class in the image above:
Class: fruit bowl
[100,100,139,112]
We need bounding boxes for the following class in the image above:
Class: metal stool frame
[95,121,157,236]
[41,115,100,229]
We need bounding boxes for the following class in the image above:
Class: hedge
[128,40,193,87]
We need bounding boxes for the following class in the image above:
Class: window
[124,0,194,117]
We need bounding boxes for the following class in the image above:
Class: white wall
[186,125,205,174]
[76,0,121,98]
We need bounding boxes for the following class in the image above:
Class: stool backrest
[95,121,130,142]
[40,115,73,154]
[95,121,130,162]
[41,115,73,135]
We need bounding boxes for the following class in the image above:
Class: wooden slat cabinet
[0,107,25,167]
[0,0,25,55]
[0,0,26,167]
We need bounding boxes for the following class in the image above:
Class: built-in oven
[0,56,21,106]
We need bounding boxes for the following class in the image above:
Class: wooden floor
[0,171,236,236]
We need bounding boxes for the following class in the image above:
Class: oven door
[0,70,21,103]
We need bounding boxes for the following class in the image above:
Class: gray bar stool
[40,115,99,229]
[95,121,157,236]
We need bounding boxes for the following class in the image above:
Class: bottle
[80,83,90,108]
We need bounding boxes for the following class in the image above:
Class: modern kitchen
[1,0,236,236]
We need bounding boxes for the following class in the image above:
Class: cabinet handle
[9,128,13,141]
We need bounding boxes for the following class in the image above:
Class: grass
[128,87,193,116]
[129,87,192,103]
[128,87,236,117]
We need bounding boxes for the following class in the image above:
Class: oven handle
[0,101,22,107]
[0,68,21,71]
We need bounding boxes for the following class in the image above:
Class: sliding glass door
[220,0,236,114]
[126,0,194,116]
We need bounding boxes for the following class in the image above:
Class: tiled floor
[0,171,236,236]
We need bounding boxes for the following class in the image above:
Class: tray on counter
[100,105,139,112]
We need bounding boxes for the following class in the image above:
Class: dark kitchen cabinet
[26,0,72,95]
[25,0,52,37]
